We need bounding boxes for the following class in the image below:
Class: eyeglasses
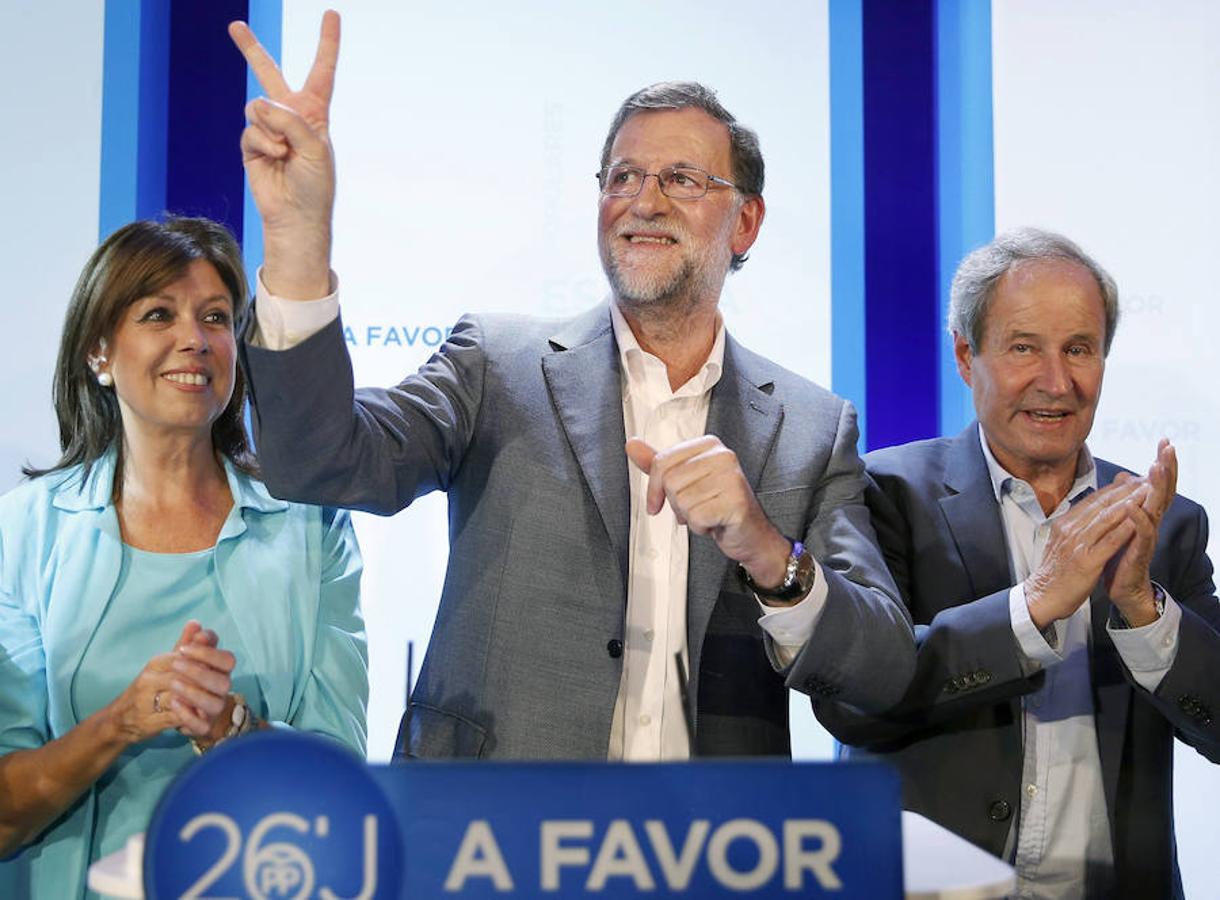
[596,164,739,200]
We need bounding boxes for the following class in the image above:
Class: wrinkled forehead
[985,258,1107,339]
[607,108,734,174]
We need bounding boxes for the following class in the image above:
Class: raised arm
[228,11,340,299]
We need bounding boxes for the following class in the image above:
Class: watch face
[737,546,815,601]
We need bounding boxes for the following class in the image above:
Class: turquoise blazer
[0,451,367,899]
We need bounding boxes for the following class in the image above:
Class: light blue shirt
[979,431,1181,899]
[0,451,367,900]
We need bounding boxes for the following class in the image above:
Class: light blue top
[0,451,367,899]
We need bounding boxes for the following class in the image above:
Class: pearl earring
[96,372,113,388]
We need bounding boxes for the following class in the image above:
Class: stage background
[2,2,1216,895]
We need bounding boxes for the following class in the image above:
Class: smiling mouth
[625,235,677,245]
[1024,410,1071,422]
[163,372,210,386]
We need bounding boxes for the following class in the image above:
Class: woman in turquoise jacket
[0,218,367,898]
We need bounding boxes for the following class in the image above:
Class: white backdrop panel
[280,0,834,762]
[0,2,105,487]
[992,1,1220,894]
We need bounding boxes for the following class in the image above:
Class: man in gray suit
[229,12,914,760]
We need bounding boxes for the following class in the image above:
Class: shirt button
[644,629,655,642]
[606,639,623,659]
[988,800,1012,821]
[639,714,651,727]
[1026,784,1038,798]
[645,548,659,560]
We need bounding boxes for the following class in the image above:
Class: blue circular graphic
[145,731,402,899]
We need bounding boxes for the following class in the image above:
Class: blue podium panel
[145,732,404,900]
[146,733,901,899]
[371,760,902,898]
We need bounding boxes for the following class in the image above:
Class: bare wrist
[1024,581,1053,631]
[741,529,793,589]
[91,703,137,753]
[1114,584,1160,628]
[262,227,333,300]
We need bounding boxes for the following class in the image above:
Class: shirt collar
[608,299,726,397]
[977,426,1097,505]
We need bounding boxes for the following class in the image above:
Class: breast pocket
[755,486,813,538]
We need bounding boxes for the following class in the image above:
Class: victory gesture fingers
[229,10,340,298]
[229,11,339,132]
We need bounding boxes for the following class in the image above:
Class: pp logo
[145,732,401,899]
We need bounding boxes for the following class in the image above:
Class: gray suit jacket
[240,304,914,759]
[821,424,1220,898]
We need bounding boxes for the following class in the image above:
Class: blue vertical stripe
[241,0,283,289]
[935,0,994,436]
[135,0,170,221]
[165,0,250,237]
[99,1,139,236]
[99,0,170,238]
[829,0,868,447]
[861,0,939,451]
[101,0,255,242]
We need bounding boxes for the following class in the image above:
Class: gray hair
[948,227,1120,355]
[600,81,764,272]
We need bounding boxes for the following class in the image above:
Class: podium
[87,732,1013,898]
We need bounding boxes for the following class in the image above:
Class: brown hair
[26,217,257,482]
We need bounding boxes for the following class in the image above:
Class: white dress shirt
[606,303,828,760]
[980,431,1181,900]
[253,280,828,761]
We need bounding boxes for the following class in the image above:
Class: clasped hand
[109,620,236,745]
[1026,439,1176,630]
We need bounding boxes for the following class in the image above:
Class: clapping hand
[1104,439,1177,626]
[1025,440,1177,631]
[108,620,236,744]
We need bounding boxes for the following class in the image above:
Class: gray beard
[603,253,702,318]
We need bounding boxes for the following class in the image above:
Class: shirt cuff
[1106,591,1181,693]
[1010,582,1065,672]
[756,559,829,668]
[251,267,341,350]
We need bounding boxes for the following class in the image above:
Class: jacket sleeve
[240,312,487,516]
[284,507,368,756]
[1138,502,1220,762]
[815,470,1044,750]
[781,400,916,715]
[0,519,49,757]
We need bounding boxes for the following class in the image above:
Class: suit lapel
[938,425,1013,600]
[542,305,631,595]
[686,336,782,680]
[45,456,125,730]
